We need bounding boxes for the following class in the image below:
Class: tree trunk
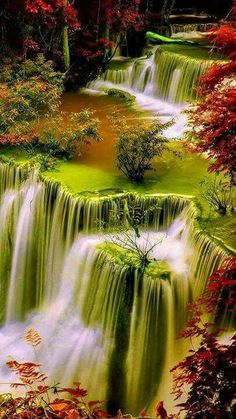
[62,1,70,70]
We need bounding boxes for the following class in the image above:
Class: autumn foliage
[0,1,144,86]
[208,24,236,60]
[197,61,236,96]
[4,0,79,31]
[0,328,172,418]
[186,75,236,181]
[0,329,110,419]
[171,258,236,419]
[0,56,63,147]
[186,25,236,183]
[207,257,236,313]
[106,0,144,34]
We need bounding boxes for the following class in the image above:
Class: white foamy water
[85,80,186,139]
[0,219,189,402]
[87,46,214,138]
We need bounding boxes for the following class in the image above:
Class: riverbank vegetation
[0,56,63,146]
[0,54,100,168]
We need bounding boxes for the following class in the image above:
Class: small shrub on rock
[111,113,173,182]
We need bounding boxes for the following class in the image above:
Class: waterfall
[0,164,229,413]
[0,164,192,322]
[170,23,219,35]
[87,46,217,137]
[89,46,215,105]
[179,203,228,298]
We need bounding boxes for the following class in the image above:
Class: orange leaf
[93,408,111,418]
[50,402,70,412]
[140,410,148,418]
[88,400,103,409]
[68,409,79,419]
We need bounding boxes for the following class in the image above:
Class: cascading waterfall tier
[0,164,191,322]
[89,46,215,104]
[0,164,229,413]
[170,23,219,35]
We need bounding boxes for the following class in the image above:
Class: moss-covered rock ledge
[99,243,172,283]
[0,153,235,252]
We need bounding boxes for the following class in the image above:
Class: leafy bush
[0,55,64,88]
[28,153,58,172]
[0,55,63,147]
[28,110,100,160]
[111,114,173,181]
[0,329,110,419]
[0,80,61,144]
[199,178,234,215]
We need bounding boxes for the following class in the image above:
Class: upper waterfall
[87,45,218,138]
[89,46,215,105]
[170,23,219,35]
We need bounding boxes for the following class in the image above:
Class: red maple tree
[5,0,79,30]
[171,258,236,419]
[186,77,236,183]
[208,24,236,60]
[186,25,236,184]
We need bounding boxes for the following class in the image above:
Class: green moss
[146,260,171,280]
[0,147,28,163]
[1,144,235,252]
[99,243,172,279]
[199,214,236,254]
[99,243,141,269]
[159,45,226,61]
[0,154,16,165]
[107,88,135,103]
[108,59,133,71]
[41,143,213,200]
